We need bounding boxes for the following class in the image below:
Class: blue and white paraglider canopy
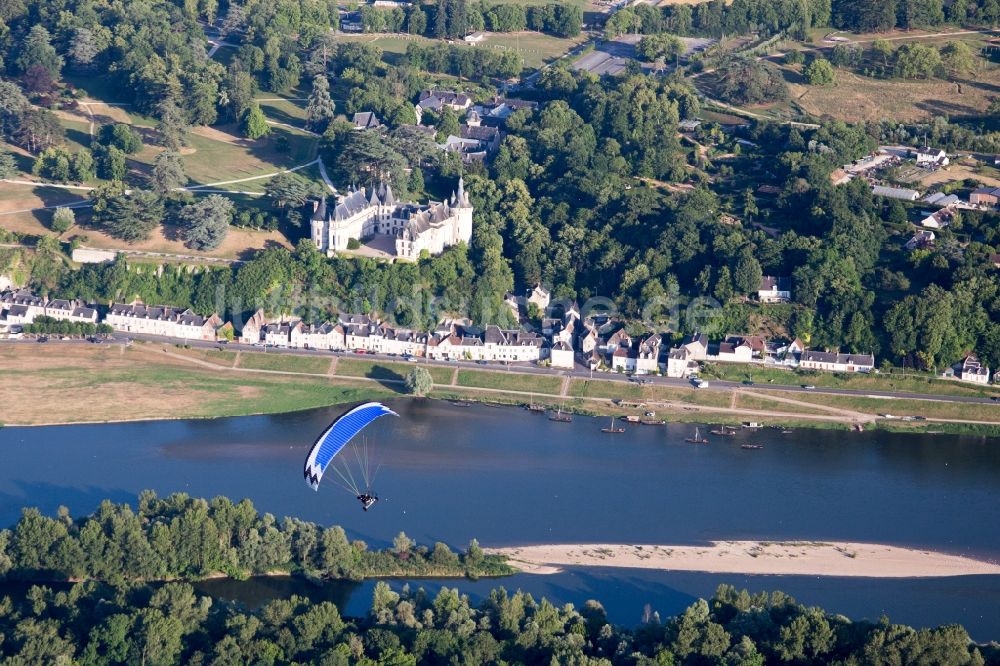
[304,402,397,510]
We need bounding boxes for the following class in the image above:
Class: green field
[568,378,733,408]
[456,369,563,393]
[237,352,332,374]
[700,363,1000,399]
[336,30,584,70]
[336,358,453,385]
[172,347,238,367]
[763,390,1000,423]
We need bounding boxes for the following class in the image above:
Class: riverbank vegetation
[0,573,992,664]
[0,492,510,585]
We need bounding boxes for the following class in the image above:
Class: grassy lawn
[567,378,733,408]
[456,369,563,393]
[169,346,238,367]
[0,344,389,425]
[734,391,838,416]
[699,362,1000,399]
[762,390,1000,423]
[336,358,453,385]
[337,31,584,71]
[237,352,332,374]
[179,125,317,187]
[257,97,309,125]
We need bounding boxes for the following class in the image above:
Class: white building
[0,289,46,324]
[550,341,574,369]
[106,301,221,340]
[240,309,267,344]
[915,147,949,168]
[310,180,473,261]
[959,354,990,385]
[44,298,98,324]
[919,208,955,229]
[758,276,791,303]
[666,346,696,378]
[799,350,875,373]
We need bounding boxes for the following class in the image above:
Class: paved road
[9,335,998,408]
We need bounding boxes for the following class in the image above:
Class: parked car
[742,380,754,386]
[802,385,816,390]
[476,360,488,365]
[37,336,48,343]
[354,349,367,354]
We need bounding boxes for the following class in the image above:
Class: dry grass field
[787,69,1000,123]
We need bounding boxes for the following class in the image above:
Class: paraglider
[304,402,397,510]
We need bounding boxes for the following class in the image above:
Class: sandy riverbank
[487,541,1000,578]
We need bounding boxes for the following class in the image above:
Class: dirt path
[328,356,339,375]
[746,391,875,423]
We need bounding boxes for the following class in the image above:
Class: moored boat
[741,443,764,450]
[709,426,736,436]
[685,427,709,444]
[601,417,625,434]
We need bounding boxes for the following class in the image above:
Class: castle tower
[455,176,473,244]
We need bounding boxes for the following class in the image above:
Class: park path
[328,356,339,375]
[742,390,875,423]
[560,376,570,397]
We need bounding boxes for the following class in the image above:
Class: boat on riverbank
[685,427,709,444]
[640,418,667,426]
[601,417,625,434]
[549,407,572,423]
[742,422,763,430]
[623,415,641,423]
[710,426,736,436]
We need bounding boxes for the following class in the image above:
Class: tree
[717,57,788,105]
[220,66,256,123]
[940,41,977,79]
[17,25,63,77]
[151,151,187,194]
[68,27,100,69]
[733,250,763,295]
[404,366,433,396]
[894,43,942,79]
[96,145,127,181]
[241,103,270,140]
[72,149,95,182]
[178,195,234,251]
[13,109,63,154]
[804,58,836,85]
[305,76,336,132]
[0,151,17,178]
[407,4,427,34]
[52,207,75,233]
[264,172,320,208]
[93,188,165,242]
[157,99,189,152]
[98,123,144,154]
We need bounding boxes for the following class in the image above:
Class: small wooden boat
[450,400,473,408]
[549,407,572,423]
[601,417,625,434]
[780,429,794,434]
[741,444,764,450]
[742,421,763,430]
[640,418,666,426]
[527,393,545,412]
[685,427,709,444]
[710,426,736,436]
[624,415,641,423]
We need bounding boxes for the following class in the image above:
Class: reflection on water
[1,400,999,637]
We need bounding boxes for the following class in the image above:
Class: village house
[958,354,990,385]
[44,298,98,324]
[550,341,574,369]
[262,321,298,347]
[905,229,935,251]
[472,97,538,125]
[0,289,46,324]
[919,207,955,229]
[799,350,875,373]
[105,301,222,341]
[757,276,791,303]
[463,31,485,43]
[527,284,551,311]
[414,90,473,124]
[239,309,267,344]
[442,111,501,163]
[712,335,764,363]
[310,179,473,260]
[914,147,949,168]
[681,331,709,361]
[665,346,693,378]
[352,112,381,130]
[611,345,637,373]
[971,186,1000,209]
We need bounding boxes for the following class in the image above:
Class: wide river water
[1,400,999,638]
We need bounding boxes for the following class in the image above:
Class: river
[1,400,998,638]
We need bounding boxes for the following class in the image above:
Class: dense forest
[0,497,995,664]
[0,492,510,584]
